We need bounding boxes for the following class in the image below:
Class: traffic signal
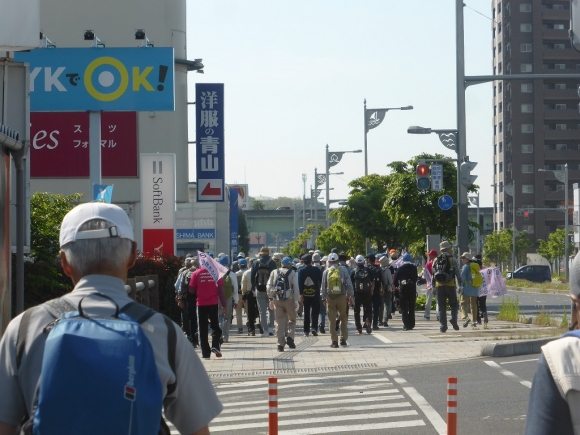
[524,210,529,220]
[459,160,478,187]
[416,161,430,190]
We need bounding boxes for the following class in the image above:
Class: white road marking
[276,419,426,434]
[484,360,532,389]
[500,358,539,365]
[214,371,381,389]
[373,333,393,344]
[388,370,447,435]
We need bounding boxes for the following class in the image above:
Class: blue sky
[187,1,494,207]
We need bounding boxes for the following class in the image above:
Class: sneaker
[311,330,318,337]
[373,326,379,331]
[471,323,478,328]
[277,345,284,352]
[222,337,229,343]
[269,332,274,336]
[423,315,430,320]
[257,324,264,335]
[261,333,269,338]
[238,328,243,333]
[249,330,255,336]
[286,337,296,349]
[319,326,326,334]
[365,321,372,334]
[450,320,460,331]
[378,321,384,326]
[403,327,409,331]
[303,332,310,337]
[355,329,362,335]
[440,326,448,333]
[202,356,211,360]
[211,347,222,358]
[463,318,471,328]
[340,339,348,347]
[384,321,388,327]
[330,341,339,348]
[388,314,393,320]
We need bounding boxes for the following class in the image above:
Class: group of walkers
[175,241,489,355]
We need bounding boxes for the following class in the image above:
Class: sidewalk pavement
[199,313,562,378]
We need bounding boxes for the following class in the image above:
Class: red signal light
[417,165,429,176]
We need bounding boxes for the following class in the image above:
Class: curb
[481,337,558,358]
[506,285,568,295]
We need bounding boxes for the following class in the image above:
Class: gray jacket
[321,264,354,299]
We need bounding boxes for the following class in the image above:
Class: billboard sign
[140,153,176,256]
[14,47,174,111]
[176,229,215,239]
[228,184,249,209]
[196,83,224,202]
[431,164,443,191]
[229,189,239,258]
[30,111,137,177]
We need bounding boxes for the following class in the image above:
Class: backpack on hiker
[224,272,234,298]
[353,267,372,294]
[274,269,291,300]
[179,268,194,296]
[16,294,176,435]
[235,269,245,294]
[434,253,454,284]
[256,261,271,291]
[174,269,185,293]
[327,266,343,295]
[303,276,318,297]
[469,262,483,287]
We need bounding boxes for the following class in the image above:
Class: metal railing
[124,275,160,311]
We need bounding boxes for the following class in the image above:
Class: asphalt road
[196,355,541,435]
[487,289,570,319]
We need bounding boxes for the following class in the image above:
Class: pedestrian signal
[416,162,430,190]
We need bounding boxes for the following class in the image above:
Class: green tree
[516,231,533,266]
[537,228,564,276]
[284,227,314,258]
[483,229,512,268]
[252,199,265,210]
[238,210,250,255]
[30,192,84,262]
[316,218,364,256]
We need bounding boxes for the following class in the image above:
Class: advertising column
[229,188,239,259]
[141,153,176,256]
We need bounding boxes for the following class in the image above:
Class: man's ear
[127,242,138,269]
[60,250,73,278]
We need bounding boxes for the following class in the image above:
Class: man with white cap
[251,246,277,336]
[351,255,374,335]
[231,251,245,272]
[268,257,300,352]
[0,202,222,435]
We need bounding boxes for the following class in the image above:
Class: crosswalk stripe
[214,401,411,423]
[220,388,400,406]
[219,394,405,415]
[210,410,420,432]
[339,383,385,390]
[214,371,381,389]
[277,419,426,434]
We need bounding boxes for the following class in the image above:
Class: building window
[553,4,564,10]
[499,102,503,112]
[521,104,533,113]
[498,42,502,53]
[556,124,567,130]
[520,3,531,12]
[522,185,534,194]
[555,104,567,110]
[499,122,503,132]
[555,63,566,70]
[500,82,504,93]
[522,144,533,153]
[500,202,504,213]
[498,62,502,73]
[522,124,534,133]
[499,162,503,173]
[555,83,567,90]
[521,83,533,93]
[554,43,566,49]
[522,225,535,234]
[556,143,567,150]
[521,64,533,72]
[520,24,532,32]
[499,142,503,152]
[522,164,534,173]
[554,24,566,30]
[521,43,533,52]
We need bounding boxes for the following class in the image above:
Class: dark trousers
[436,286,459,328]
[477,295,487,321]
[245,293,259,332]
[354,292,372,329]
[186,294,198,344]
[303,296,320,333]
[372,295,382,327]
[400,287,417,329]
[198,304,222,358]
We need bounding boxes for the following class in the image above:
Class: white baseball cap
[59,202,134,247]
[355,255,365,263]
[327,253,339,262]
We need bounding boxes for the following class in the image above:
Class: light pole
[539,164,569,282]
[364,101,413,176]
[468,193,480,254]
[502,182,517,274]
[302,173,307,231]
[325,144,362,227]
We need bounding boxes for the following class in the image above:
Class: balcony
[543,49,580,60]
[544,149,580,160]
[543,129,580,140]
[543,109,580,120]
[543,29,570,40]
[543,89,580,100]
[542,9,570,21]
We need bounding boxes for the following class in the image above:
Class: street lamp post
[468,193,480,254]
[503,182,516,273]
[539,164,569,282]
[302,173,307,231]
[325,144,361,227]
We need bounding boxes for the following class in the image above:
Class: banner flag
[328,152,344,168]
[479,267,507,298]
[197,250,229,284]
[365,109,388,131]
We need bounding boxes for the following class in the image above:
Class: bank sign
[14,47,174,111]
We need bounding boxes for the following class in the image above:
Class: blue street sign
[176,229,216,239]
[196,83,225,202]
[438,195,454,211]
[15,48,175,111]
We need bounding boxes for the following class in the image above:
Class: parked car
[506,265,552,283]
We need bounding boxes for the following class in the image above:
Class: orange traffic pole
[268,377,278,435]
[447,377,458,435]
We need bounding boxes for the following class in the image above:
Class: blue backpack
[16,294,177,435]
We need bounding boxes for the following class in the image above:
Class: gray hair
[61,219,133,276]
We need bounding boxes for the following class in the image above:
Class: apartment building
[492,0,580,248]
